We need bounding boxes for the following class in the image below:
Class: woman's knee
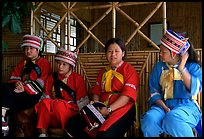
[162,111,183,130]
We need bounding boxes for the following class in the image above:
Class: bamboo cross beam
[126,2,163,47]
[71,12,105,48]
[70,2,157,12]
[61,2,67,9]
[71,4,113,12]
[70,2,77,9]
[116,2,157,7]
[34,2,44,13]
[75,7,113,52]
[47,12,67,38]
[33,15,60,48]
[115,6,160,50]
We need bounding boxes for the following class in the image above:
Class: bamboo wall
[2,50,202,136]
[2,2,202,54]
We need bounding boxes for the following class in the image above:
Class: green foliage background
[2,2,35,52]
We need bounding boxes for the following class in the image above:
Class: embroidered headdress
[55,48,77,67]
[21,35,44,51]
[160,29,190,58]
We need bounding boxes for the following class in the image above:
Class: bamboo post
[67,2,71,50]
[162,2,167,34]
[112,3,116,38]
[30,3,34,35]
[125,2,163,48]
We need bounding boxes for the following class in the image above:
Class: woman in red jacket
[1,35,52,136]
[90,38,140,137]
[35,48,89,137]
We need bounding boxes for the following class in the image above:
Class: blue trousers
[140,101,201,137]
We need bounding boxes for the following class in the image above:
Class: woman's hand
[89,100,100,104]
[98,106,109,117]
[164,107,171,113]
[14,81,25,93]
[178,52,189,71]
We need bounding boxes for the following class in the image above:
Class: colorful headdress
[21,35,44,51]
[55,48,77,67]
[160,30,190,58]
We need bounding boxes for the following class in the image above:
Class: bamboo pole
[34,2,44,13]
[75,7,113,52]
[67,2,71,50]
[116,7,160,50]
[162,2,167,34]
[71,4,113,12]
[45,2,157,13]
[71,12,105,47]
[116,2,157,7]
[112,3,116,38]
[125,2,163,48]
[70,2,77,9]
[30,3,34,35]
[61,2,67,9]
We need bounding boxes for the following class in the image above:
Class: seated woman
[140,30,202,137]
[35,48,89,137]
[88,38,140,137]
[1,35,52,137]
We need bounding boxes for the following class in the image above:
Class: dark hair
[186,40,200,65]
[179,33,200,65]
[105,38,126,59]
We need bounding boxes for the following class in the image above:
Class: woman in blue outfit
[140,30,202,137]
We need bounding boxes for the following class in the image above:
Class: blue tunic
[140,60,202,137]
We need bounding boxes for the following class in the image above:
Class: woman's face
[56,60,70,75]
[24,46,39,60]
[106,43,125,67]
[159,45,179,64]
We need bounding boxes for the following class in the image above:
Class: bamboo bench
[2,49,202,137]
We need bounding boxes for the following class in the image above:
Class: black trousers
[1,83,41,112]
[97,104,136,137]
[65,104,136,137]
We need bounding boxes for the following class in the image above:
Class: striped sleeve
[24,78,44,95]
